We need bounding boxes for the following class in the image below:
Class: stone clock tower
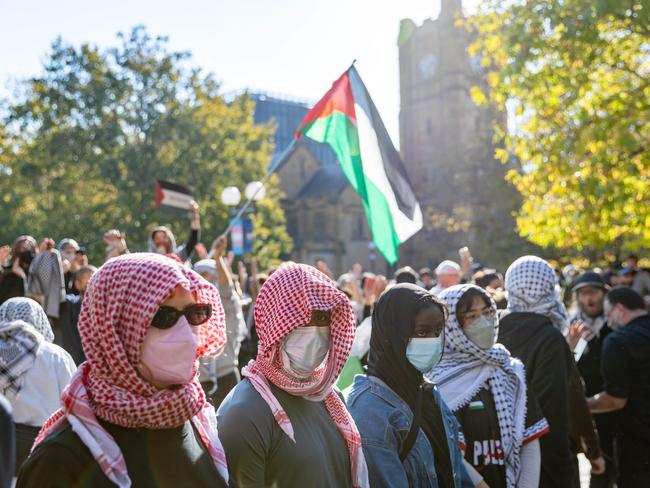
[397,0,508,268]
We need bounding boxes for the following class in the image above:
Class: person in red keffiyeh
[16,253,230,488]
[217,262,369,488]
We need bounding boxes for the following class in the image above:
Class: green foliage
[0,26,292,265]
[467,0,649,258]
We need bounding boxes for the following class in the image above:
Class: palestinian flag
[296,65,422,264]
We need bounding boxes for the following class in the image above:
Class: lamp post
[219,181,265,256]
[220,186,241,208]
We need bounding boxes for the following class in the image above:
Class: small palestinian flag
[296,65,422,264]
[154,179,194,210]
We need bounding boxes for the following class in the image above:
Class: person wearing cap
[418,267,434,291]
[618,267,636,287]
[394,266,419,285]
[431,260,462,297]
[194,236,246,408]
[568,271,617,487]
[623,255,650,306]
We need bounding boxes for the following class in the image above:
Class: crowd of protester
[0,206,648,487]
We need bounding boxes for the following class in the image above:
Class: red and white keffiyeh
[33,253,229,487]
[242,262,368,488]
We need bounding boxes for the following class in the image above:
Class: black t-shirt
[573,324,618,455]
[455,387,548,488]
[602,314,650,441]
[16,419,228,488]
[217,379,352,488]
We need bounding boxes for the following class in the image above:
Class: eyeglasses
[151,303,212,329]
[460,308,496,323]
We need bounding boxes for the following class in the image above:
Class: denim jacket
[348,375,473,488]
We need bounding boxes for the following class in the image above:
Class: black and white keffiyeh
[504,255,569,332]
[427,284,527,488]
[27,249,65,319]
[0,298,53,396]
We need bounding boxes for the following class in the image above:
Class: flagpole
[207,139,298,257]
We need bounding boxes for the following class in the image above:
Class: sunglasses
[151,303,212,329]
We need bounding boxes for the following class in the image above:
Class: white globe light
[221,186,241,206]
[245,181,266,202]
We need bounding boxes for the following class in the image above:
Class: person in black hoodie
[568,271,617,487]
[498,256,604,487]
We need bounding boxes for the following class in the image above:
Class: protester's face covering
[367,283,447,407]
[13,236,36,271]
[405,305,444,371]
[281,311,331,378]
[138,287,212,387]
[457,291,497,349]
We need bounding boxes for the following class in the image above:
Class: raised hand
[567,320,587,352]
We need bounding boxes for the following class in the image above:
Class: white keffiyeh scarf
[427,284,527,488]
[504,255,570,333]
[0,298,53,396]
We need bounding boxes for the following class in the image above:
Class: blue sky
[0,0,479,144]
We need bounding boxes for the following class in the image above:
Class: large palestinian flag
[296,65,422,265]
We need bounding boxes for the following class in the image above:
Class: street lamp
[220,186,241,207]
[245,181,266,202]
[219,181,266,256]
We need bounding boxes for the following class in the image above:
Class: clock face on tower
[418,53,437,80]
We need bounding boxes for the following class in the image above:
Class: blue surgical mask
[406,337,443,372]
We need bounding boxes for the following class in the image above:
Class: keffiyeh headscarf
[504,255,569,332]
[0,298,53,396]
[242,262,368,488]
[27,249,65,319]
[33,253,229,487]
[427,285,527,488]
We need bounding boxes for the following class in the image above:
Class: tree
[467,0,649,258]
[0,26,292,268]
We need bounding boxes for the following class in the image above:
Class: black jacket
[571,320,618,457]
[498,312,576,487]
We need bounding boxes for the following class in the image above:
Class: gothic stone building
[252,0,514,275]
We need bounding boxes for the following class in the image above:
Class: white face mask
[464,315,497,349]
[281,326,331,378]
[63,251,77,264]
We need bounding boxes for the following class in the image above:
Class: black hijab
[367,283,439,408]
[366,283,454,486]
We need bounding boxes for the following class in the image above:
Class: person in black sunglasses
[17,253,231,488]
